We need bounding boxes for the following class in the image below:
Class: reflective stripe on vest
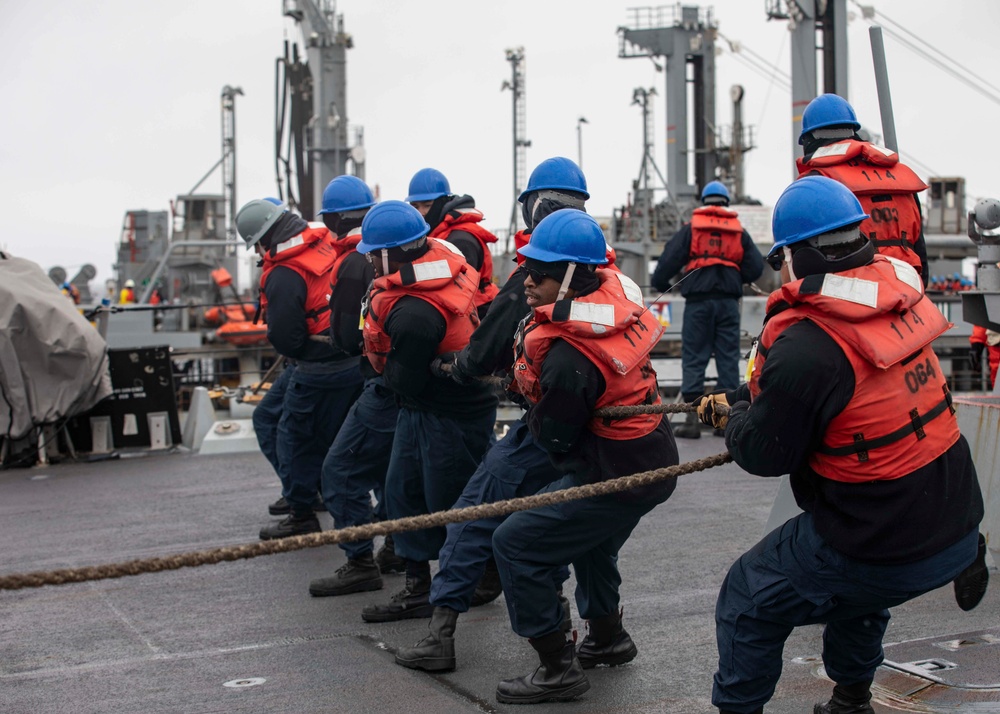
[749,257,958,482]
[513,269,664,440]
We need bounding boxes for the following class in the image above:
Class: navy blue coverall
[379,295,497,563]
[319,241,396,558]
[251,361,294,496]
[492,338,679,639]
[429,260,575,612]
[321,374,397,559]
[712,319,984,713]
[650,220,763,402]
[262,229,363,518]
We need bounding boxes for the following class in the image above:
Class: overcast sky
[2,0,998,293]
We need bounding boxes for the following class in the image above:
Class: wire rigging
[852,0,1000,97]
[851,1,1000,108]
[899,153,939,182]
[757,30,789,130]
[718,31,792,91]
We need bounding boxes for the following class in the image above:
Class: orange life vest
[513,269,664,440]
[259,224,338,336]
[430,209,500,307]
[329,230,363,289]
[685,205,745,272]
[749,256,958,482]
[797,140,927,273]
[362,239,480,374]
[513,229,530,265]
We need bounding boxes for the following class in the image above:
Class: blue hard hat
[318,175,376,215]
[405,168,451,202]
[701,180,730,202]
[769,176,869,259]
[518,209,608,265]
[518,157,590,202]
[799,94,861,144]
[357,200,431,254]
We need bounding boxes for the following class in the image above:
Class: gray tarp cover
[0,251,112,440]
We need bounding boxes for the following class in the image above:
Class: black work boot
[375,534,406,575]
[259,511,321,540]
[496,630,590,704]
[954,532,989,611]
[394,606,459,672]
[361,566,433,622]
[309,552,383,597]
[471,557,503,607]
[268,496,290,516]
[577,608,638,669]
[674,411,701,439]
[813,680,875,714]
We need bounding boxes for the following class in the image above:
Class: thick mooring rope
[0,451,733,591]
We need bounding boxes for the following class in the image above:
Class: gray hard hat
[236,199,287,248]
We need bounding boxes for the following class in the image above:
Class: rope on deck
[0,450,733,591]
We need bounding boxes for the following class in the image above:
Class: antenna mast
[221,85,243,246]
[503,47,531,244]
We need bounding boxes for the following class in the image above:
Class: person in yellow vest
[651,181,763,438]
[696,176,986,714]
[118,279,136,304]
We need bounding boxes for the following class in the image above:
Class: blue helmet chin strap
[784,247,797,282]
[557,262,577,301]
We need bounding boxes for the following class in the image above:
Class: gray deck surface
[1,430,997,713]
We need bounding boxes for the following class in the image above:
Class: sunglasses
[524,266,554,284]
[766,251,785,272]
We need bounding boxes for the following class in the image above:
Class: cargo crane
[277,0,366,217]
[613,5,757,289]
[765,0,849,166]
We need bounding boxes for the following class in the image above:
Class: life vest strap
[869,230,909,250]
[304,303,331,321]
[817,393,954,459]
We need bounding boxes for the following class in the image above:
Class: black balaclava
[384,238,430,264]
[425,194,476,231]
[521,190,587,234]
[788,225,875,280]
[260,212,308,252]
[322,209,367,238]
[801,127,859,158]
[423,195,453,231]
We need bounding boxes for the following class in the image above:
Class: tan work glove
[695,392,730,430]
